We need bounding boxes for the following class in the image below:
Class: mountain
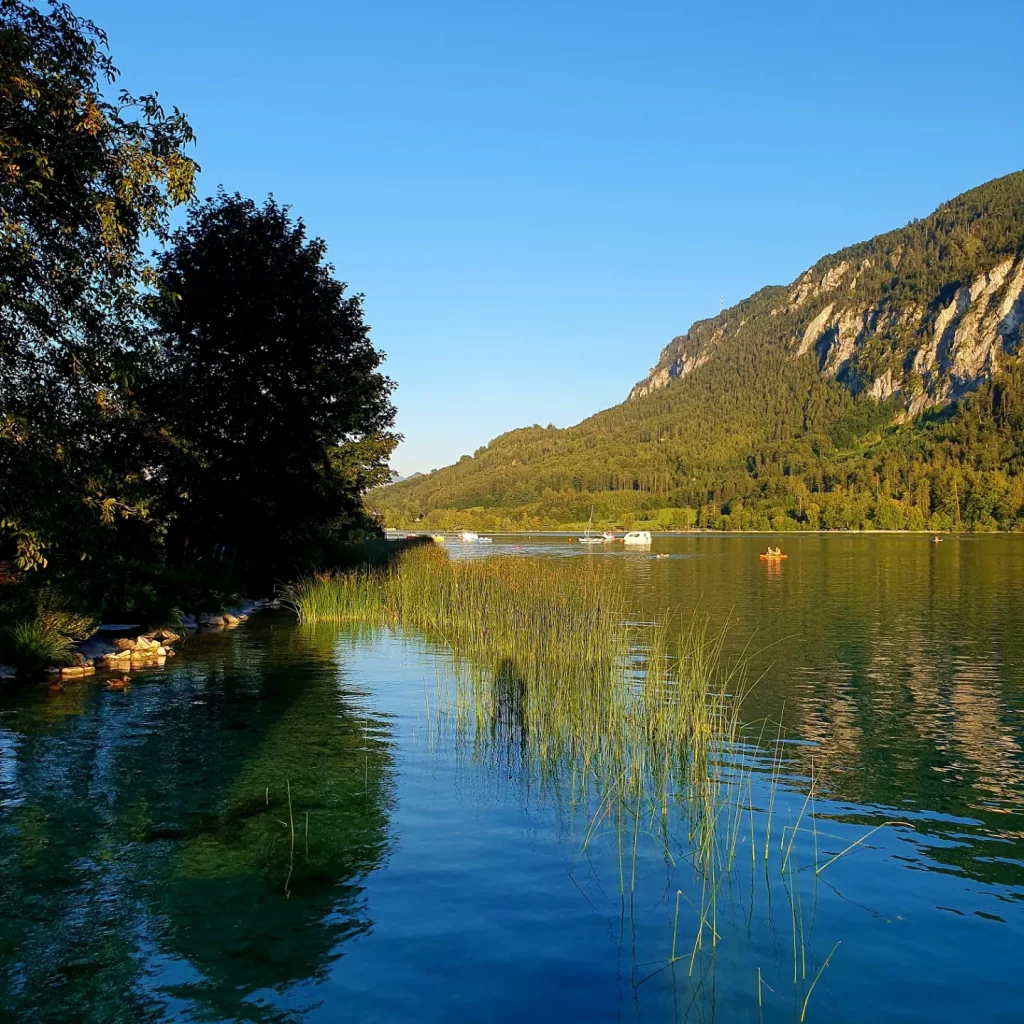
[370,172,1024,533]
[628,174,1024,411]
[383,471,423,486]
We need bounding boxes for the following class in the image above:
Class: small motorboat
[477,536,493,544]
[759,552,788,561]
[601,532,618,542]
[458,531,479,543]
[623,531,652,546]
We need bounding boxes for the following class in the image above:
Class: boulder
[78,638,115,662]
[223,613,240,626]
[180,614,198,630]
[60,664,94,678]
[113,638,136,651]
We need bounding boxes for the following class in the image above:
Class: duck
[48,680,65,694]
[107,675,130,691]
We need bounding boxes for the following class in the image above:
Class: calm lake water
[2,534,1023,1022]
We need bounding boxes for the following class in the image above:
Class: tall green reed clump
[282,546,633,766]
[285,548,852,1012]
[282,546,747,865]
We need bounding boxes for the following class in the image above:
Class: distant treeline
[374,358,1024,533]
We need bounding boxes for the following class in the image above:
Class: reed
[283,546,852,1014]
[282,545,750,879]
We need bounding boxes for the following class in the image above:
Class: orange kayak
[759,553,788,560]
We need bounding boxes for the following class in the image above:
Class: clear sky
[87,0,1024,476]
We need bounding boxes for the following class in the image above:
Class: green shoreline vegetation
[373,359,1024,535]
[0,3,396,675]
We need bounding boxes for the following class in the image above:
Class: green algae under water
[1,533,1023,1022]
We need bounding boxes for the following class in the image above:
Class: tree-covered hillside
[371,172,1024,533]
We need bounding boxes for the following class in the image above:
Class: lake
[1,534,1023,1022]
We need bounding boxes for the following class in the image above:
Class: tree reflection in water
[0,621,395,1023]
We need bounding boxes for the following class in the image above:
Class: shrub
[0,619,76,676]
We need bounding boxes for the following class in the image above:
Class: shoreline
[386,528,1007,538]
[0,598,278,686]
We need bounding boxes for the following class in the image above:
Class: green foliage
[0,581,98,674]
[0,620,75,675]
[0,0,198,581]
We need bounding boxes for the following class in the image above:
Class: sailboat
[578,507,603,545]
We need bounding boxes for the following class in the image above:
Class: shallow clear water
[1,534,1023,1022]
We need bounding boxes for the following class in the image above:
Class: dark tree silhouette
[150,192,399,579]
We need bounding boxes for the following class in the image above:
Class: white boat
[623,531,652,546]
[601,532,618,542]
[458,531,479,543]
[578,506,603,544]
[477,536,493,544]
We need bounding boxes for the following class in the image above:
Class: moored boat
[623,531,652,546]
[579,506,603,544]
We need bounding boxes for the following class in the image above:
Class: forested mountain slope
[372,172,1024,533]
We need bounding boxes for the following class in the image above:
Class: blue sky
[88,0,1024,476]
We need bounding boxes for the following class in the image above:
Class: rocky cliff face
[628,175,1024,412]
